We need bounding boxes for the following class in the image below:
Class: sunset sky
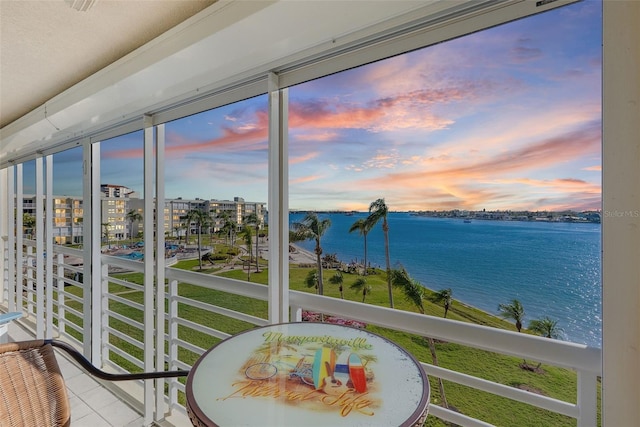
[48,0,602,212]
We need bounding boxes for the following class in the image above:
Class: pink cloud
[290,174,324,185]
[346,124,601,211]
[103,111,269,160]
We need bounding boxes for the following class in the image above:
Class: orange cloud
[291,174,324,185]
[290,152,319,165]
[288,83,490,135]
[341,123,601,211]
[104,111,269,160]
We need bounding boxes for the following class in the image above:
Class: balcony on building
[1,1,638,426]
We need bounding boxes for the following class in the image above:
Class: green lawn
[80,260,599,427]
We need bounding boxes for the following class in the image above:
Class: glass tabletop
[186,322,429,427]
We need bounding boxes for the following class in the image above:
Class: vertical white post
[16,164,23,313]
[168,278,179,409]
[1,167,14,310]
[0,168,6,306]
[143,116,155,425]
[45,155,54,338]
[88,140,102,361]
[26,246,34,315]
[5,167,16,312]
[576,371,597,427]
[267,72,289,324]
[155,122,167,420]
[35,157,45,338]
[602,1,640,426]
[101,263,109,366]
[57,253,65,336]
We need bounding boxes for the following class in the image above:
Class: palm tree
[186,209,208,271]
[528,317,564,339]
[220,212,237,248]
[391,266,449,409]
[240,224,253,281]
[101,222,111,248]
[350,277,371,302]
[74,216,83,245]
[497,299,525,332]
[348,217,373,275]
[23,213,36,239]
[245,213,261,272]
[368,198,393,308]
[125,209,143,246]
[304,270,319,293]
[180,213,191,245]
[431,288,453,318]
[290,212,331,295]
[328,271,344,299]
[217,212,231,246]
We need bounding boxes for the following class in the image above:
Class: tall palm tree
[220,212,237,248]
[245,213,262,272]
[348,217,373,275]
[497,299,525,332]
[328,271,344,299]
[101,222,111,248]
[290,212,331,295]
[125,209,143,246]
[390,267,449,409]
[218,212,231,246]
[240,224,253,281]
[304,270,319,293]
[368,198,393,307]
[350,277,371,302]
[432,288,453,318]
[186,209,208,271]
[74,216,83,245]
[23,213,36,239]
[528,317,564,339]
[180,213,191,245]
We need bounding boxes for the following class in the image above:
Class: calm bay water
[290,212,602,348]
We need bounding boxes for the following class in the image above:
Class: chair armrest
[47,339,189,381]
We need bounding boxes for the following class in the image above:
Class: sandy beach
[258,242,317,265]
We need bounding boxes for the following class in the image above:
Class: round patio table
[186,322,429,427]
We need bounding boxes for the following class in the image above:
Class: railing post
[99,263,109,367]
[15,164,23,314]
[56,253,65,336]
[4,166,16,312]
[45,155,53,339]
[143,117,155,425]
[577,370,598,427]
[0,168,8,308]
[290,304,303,322]
[26,245,34,316]
[168,278,179,409]
[35,157,44,338]
[155,122,167,421]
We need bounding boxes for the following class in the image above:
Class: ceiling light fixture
[66,0,98,12]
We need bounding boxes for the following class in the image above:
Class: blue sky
[42,0,601,212]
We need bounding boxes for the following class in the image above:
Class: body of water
[290,212,602,348]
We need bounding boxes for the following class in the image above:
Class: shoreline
[258,242,317,265]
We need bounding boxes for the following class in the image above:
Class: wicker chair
[0,339,189,427]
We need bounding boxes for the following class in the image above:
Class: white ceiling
[0,0,216,128]
[0,0,577,167]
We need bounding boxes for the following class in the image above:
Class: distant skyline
[30,1,601,213]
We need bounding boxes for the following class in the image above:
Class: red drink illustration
[348,353,367,393]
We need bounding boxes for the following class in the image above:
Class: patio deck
[4,320,190,427]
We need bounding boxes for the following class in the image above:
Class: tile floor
[5,321,149,427]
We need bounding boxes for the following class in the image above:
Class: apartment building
[164,196,266,240]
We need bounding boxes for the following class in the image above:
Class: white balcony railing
[3,243,602,427]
